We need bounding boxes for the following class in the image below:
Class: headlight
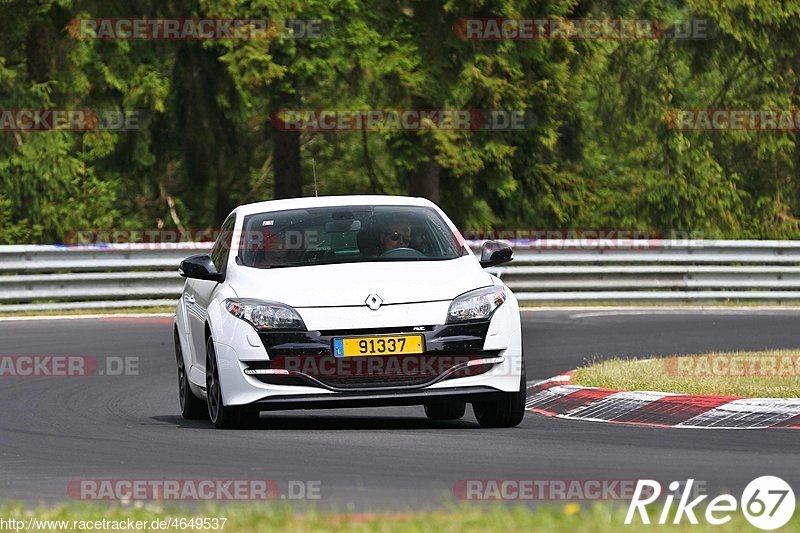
[224,299,306,331]
[446,286,506,323]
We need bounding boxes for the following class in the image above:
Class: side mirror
[179,255,223,282]
[479,241,513,268]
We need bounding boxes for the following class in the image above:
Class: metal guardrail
[3,240,800,311]
[0,243,211,312]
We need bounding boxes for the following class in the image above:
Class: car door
[187,215,235,369]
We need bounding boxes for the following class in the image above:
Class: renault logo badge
[365,294,383,311]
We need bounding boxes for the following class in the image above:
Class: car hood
[226,255,493,308]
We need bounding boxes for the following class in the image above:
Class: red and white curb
[525,372,800,429]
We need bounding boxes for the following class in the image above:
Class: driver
[248,229,291,267]
[378,221,411,253]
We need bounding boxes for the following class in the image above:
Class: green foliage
[2,0,800,242]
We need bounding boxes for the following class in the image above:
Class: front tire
[206,336,251,429]
[424,401,466,420]
[472,361,527,428]
[175,330,207,420]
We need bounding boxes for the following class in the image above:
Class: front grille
[313,373,435,389]
[245,353,500,390]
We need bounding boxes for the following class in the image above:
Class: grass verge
[572,350,800,398]
[1,502,798,532]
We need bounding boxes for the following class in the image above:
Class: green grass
[573,350,800,398]
[1,502,799,532]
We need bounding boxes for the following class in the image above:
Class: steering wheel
[380,247,426,258]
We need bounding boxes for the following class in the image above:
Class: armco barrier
[2,240,800,311]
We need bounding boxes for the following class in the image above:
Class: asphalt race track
[1,310,799,509]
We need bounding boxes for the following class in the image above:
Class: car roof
[233,195,437,217]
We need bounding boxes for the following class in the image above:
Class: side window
[211,216,235,273]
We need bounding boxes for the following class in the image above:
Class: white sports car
[174,195,524,428]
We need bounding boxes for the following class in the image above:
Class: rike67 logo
[626,477,795,530]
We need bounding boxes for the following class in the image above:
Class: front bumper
[210,292,522,407]
[243,352,505,391]
[246,321,497,389]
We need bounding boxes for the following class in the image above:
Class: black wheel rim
[207,348,221,422]
[177,351,187,411]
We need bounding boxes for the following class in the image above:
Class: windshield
[237,205,466,268]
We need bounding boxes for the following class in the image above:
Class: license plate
[332,335,424,357]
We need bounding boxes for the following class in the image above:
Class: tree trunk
[26,19,52,83]
[408,159,440,202]
[273,130,302,199]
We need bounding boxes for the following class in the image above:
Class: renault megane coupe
[174,195,525,428]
